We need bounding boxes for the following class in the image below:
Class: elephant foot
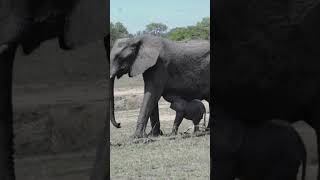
[132,130,148,139]
[194,125,200,132]
[148,129,163,137]
[193,131,209,137]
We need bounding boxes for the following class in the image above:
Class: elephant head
[110,35,162,78]
[109,35,162,128]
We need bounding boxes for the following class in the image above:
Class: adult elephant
[213,0,320,179]
[0,1,108,180]
[109,35,210,138]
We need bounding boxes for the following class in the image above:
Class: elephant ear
[129,36,161,77]
[60,0,108,49]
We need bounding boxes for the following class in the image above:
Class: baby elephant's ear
[129,37,162,77]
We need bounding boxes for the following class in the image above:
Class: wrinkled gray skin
[213,107,306,180]
[0,1,108,180]
[110,35,210,138]
[170,99,206,135]
[213,0,320,179]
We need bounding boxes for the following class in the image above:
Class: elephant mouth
[109,71,125,79]
[113,68,128,79]
[116,73,125,79]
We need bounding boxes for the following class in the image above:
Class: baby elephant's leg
[193,117,202,133]
[171,111,184,135]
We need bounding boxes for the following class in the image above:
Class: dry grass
[111,121,210,180]
[110,83,210,179]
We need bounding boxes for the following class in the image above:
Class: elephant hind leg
[193,118,202,133]
[0,44,17,179]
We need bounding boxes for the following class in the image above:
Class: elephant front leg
[0,45,16,180]
[149,104,163,137]
[134,86,163,138]
[171,111,184,135]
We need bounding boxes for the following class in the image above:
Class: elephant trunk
[110,77,121,128]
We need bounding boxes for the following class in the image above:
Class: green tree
[167,27,190,41]
[195,17,210,39]
[144,22,168,36]
[168,17,210,41]
[110,21,129,46]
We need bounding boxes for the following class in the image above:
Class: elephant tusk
[0,44,9,54]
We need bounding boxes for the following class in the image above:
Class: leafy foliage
[110,17,210,43]
[144,23,168,36]
[110,22,130,47]
[168,17,210,41]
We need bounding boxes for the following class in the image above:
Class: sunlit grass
[111,120,210,179]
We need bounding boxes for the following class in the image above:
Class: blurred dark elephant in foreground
[213,0,320,179]
[213,107,306,180]
[0,0,109,179]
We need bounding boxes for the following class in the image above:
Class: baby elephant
[213,108,306,180]
[170,99,206,135]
